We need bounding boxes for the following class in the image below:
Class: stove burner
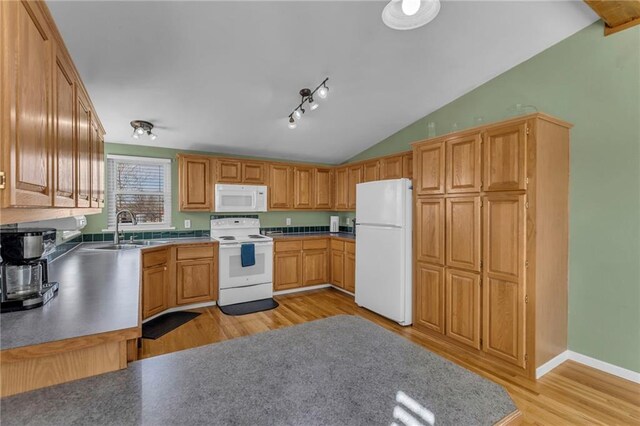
[248,235,265,239]
[219,236,236,240]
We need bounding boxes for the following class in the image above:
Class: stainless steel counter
[0,238,214,351]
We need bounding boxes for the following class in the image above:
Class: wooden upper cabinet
[2,1,54,207]
[242,161,266,184]
[314,168,333,210]
[380,155,404,180]
[176,258,216,305]
[347,165,363,210]
[482,193,526,367]
[76,89,92,208]
[178,155,213,211]
[414,141,445,195]
[446,268,481,349]
[90,121,104,208]
[53,53,76,207]
[269,164,292,209]
[402,153,413,179]
[415,197,445,265]
[483,122,527,191]
[446,133,482,193]
[293,166,314,209]
[446,196,481,272]
[217,159,242,183]
[334,168,349,210]
[414,262,445,334]
[363,160,380,182]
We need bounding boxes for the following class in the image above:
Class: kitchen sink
[87,241,169,250]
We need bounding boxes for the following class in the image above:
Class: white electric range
[210,218,273,306]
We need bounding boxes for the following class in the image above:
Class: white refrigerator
[355,178,412,326]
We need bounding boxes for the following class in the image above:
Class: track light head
[318,85,328,99]
[293,109,303,120]
[288,116,297,129]
[309,96,319,111]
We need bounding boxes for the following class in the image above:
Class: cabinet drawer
[303,239,328,250]
[275,240,302,252]
[330,240,345,251]
[345,241,355,254]
[176,244,215,260]
[142,248,169,268]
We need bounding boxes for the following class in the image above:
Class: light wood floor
[140,288,640,425]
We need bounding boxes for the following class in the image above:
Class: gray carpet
[1,315,516,425]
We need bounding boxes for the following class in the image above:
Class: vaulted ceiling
[48,1,597,164]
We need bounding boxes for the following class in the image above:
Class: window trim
[105,154,174,231]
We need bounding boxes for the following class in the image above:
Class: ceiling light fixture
[382,0,441,30]
[287,77,329,129]
[130,120,158,140]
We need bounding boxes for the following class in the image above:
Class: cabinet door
[347,165,362,210]
[414,141,445,195]
[446,133,481,193]
[269,165,292,209]
[142,265,168,320]
[53,54,76,207]
[446,196,481,272]
[274,251,303,290]
[314,168,333,210]
[330,249,344,288]
[302,249,328,285]
[217,159,242,183]
[179,156,212,211]
[362,161,379,182]
[334,168,349,210]
[415,197,445,265]
[483,122,527,191]
[176,259,216,305]
[242,162,266,184]
[90,121,103,208]
[2,1,53,207]
[380,155,403,180]
[402,153,413,179]
[293,166,314,209]
[76,90,92,207]
[414,262,445,334]
[344,251,356,293]
[482,194,526,367]
[446,268,481,349]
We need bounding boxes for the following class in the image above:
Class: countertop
[269,232,356,241]
[0,238,214,351]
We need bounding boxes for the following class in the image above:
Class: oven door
[218,242,273,289]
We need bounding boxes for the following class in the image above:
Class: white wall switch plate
[286,218,292,226]
[184,219,191,229]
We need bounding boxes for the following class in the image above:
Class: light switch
[184,219,191,229]
[286,218,292,226]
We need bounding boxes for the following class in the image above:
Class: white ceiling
[47,1,597,164]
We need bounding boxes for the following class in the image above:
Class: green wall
[350,22,640,372]
[83,143,341,233]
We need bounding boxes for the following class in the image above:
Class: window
[106,155,173,230]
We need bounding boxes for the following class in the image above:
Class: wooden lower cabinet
[446,268,481,350]
[302,250,328,285]
[344,251,355,293]
[176,259,216,305]
[414,262,445,334]
[274,251,303,290]
[142,265,168,320]
[330,249,345,288]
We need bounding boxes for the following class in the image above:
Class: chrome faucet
[114,210,137,244]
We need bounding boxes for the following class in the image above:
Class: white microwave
[214,184,268,212]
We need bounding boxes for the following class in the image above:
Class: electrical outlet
[286,218,292,226]
[184,219,191,229]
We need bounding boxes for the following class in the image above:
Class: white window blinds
[106,155,172,229]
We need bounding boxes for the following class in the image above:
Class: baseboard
[330,285,354,296]
[273,284,331,296]
[142,301,217,324]
[536,350,640,383]
[536,351,570,379]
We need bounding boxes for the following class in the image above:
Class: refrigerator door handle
[356,223,402,229]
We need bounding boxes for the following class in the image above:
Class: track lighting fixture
[130,120,158,140]
[287,77,329,129]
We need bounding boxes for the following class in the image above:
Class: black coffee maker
[0,228,59,313]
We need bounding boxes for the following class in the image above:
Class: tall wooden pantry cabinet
[412,113,571,379]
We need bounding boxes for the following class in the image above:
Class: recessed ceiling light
[382,0,441,31]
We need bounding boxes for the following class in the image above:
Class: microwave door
[217,190,256,212]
